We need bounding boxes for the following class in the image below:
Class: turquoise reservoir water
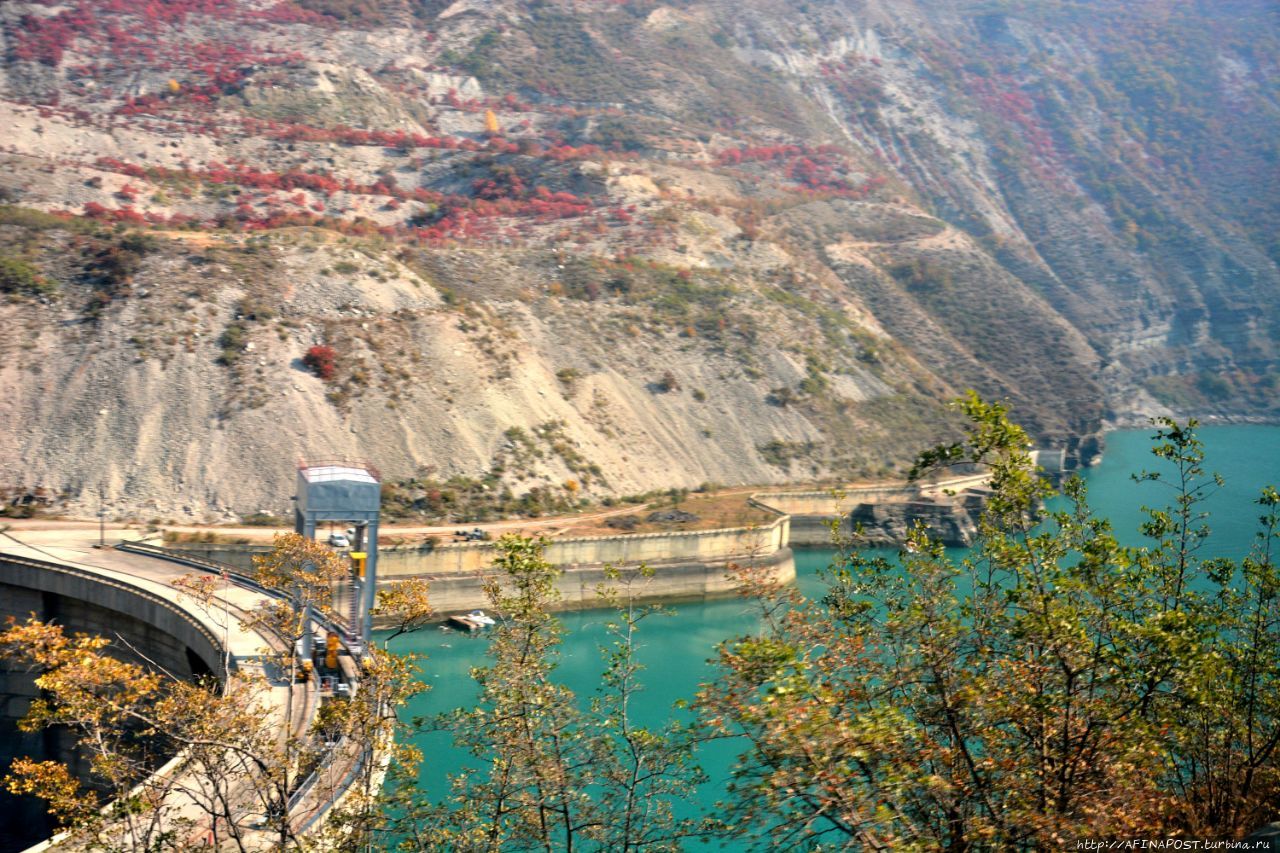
[386,424,1280,837]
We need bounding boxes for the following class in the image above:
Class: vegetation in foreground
[3,396,1280,849]
[701,395,1280,847]
[395,541,712,851]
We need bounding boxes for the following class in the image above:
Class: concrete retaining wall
[167,522,789,578]
[786,515,848,547]
[424,547,796,614]
[167,517,792,614]
[378,516,788,578]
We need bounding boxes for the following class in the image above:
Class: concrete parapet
[0,555,225,680]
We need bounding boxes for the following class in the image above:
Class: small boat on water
[447,609,496,631]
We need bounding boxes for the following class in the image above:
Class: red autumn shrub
[302,344,337,380]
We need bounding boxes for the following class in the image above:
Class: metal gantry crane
[294,459,381,654]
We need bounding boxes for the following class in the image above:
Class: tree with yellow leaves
[397,535,713,851]
[371,576,434,646]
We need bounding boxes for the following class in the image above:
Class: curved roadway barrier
[0,551,226,677]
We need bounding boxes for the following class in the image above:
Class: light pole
[98,490,105,548]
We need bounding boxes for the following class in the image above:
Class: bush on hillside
[303,344,338,380]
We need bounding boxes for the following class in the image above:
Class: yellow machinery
[325,632,340,670]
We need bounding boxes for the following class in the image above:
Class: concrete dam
[0,550,226,853]
[0,468,989,850]
[0,528,371,853]
[163,473,991,620]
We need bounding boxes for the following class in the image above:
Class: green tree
[697,394,1280,848]
[401,535,709,851]
[0,253,55,297]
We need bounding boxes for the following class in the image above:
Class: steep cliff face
[841,0,1280,419]
[704,0,1280,422]
[0,0,1275,517]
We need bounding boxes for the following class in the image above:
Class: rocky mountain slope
[0,0,1276,519]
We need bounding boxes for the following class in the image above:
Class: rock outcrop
[846,499,978,548]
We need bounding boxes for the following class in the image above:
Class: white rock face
[406,69,484,100]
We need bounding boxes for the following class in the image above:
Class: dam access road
[2,473,991,547]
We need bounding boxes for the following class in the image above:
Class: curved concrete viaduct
[0,530,363,852]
